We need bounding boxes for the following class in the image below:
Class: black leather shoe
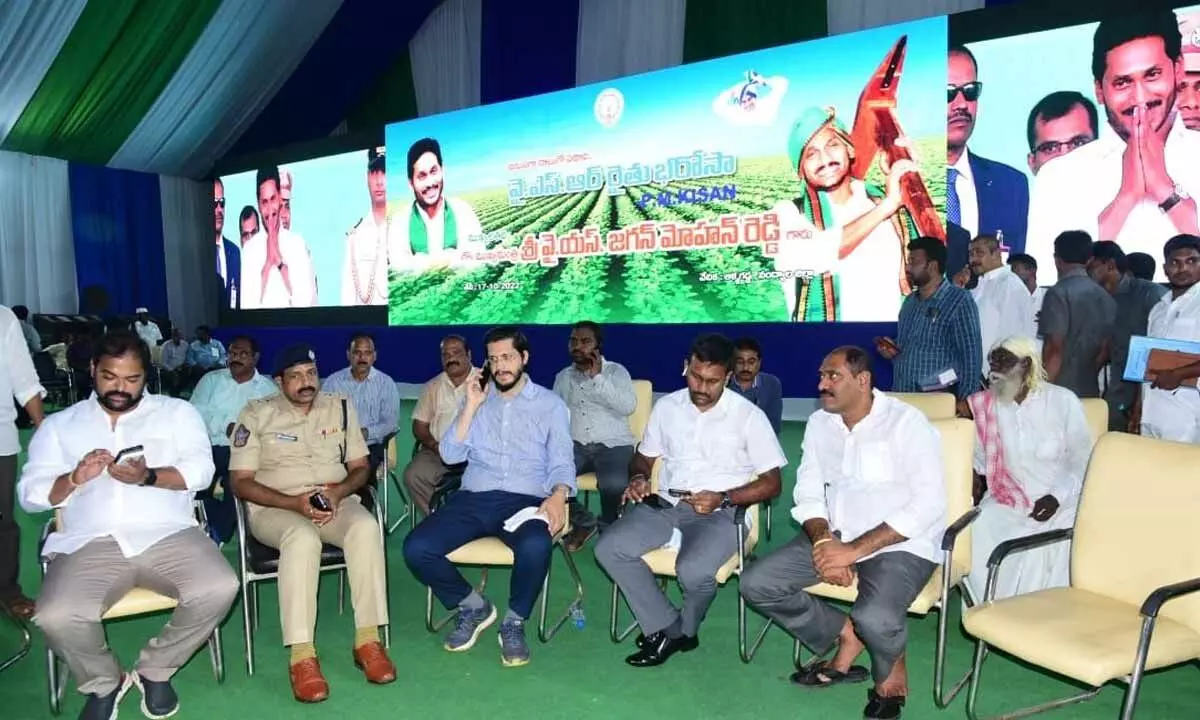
[863,688,905,719]
[624,631,699,667]
[79,674,131,720]
[634,632,647,649]
[134,673,179,719]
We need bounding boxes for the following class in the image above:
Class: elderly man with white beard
[965,337,1093,601]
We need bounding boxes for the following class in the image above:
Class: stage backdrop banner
[385,16,948,327]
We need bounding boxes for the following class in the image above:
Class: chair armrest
[1140,576,1200,618]
[733,506,747,525]
[982,528,1073,603]
[941,506,981,551]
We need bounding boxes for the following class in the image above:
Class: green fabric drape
[345,47,420,134]
[682,0,828,64]
[3,0,220,164]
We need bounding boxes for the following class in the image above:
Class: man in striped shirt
[875,236,983,416]
[324,333,400,475]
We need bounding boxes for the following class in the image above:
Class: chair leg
[338,570,346,615]
[242,580,256,676]
[764,499,773,542]
[386,470,412,535]
[208,626,225,683]
[251,584,259,632]
[46,647,63,715]
[608,581,641,644]
[737,593,775,664]
[934,581,975,708]
[0,603,31,673]
[425,586,459,634]
[537,542,586,643]
[964,638,1100,720]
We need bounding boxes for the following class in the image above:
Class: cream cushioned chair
[962,432,1200,720]
[577,379,653,496]
[40,503,225,715]
[739,417,978,708]
[1079,397,1108,442]
[885,391,957,420]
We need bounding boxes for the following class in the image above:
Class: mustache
[298,387,316,394]
[444,359,461,366]
[819,390,834,397]
[103,391,133,401]
[949,110,973,122]
[1121,100,1163,117]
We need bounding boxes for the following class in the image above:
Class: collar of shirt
[1058,266,1088,282]
[952,148,974,183]
[729,373,762,391]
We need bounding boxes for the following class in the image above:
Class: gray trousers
[740,533,935,682]
[35,528,239,696]
[594,501,744,637]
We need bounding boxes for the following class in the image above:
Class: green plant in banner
[532,194,615,323]
[613,192,706,323]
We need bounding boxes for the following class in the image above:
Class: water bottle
[569,601,586,630]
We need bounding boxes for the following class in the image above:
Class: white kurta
[341,211,391,306]
[966,384,1093,601]
[1141,283,1200,443]
[387,197,485,274]
[239,228,317,309]
[971,265,1036,374]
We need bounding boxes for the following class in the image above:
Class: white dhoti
[965,495,1075,602]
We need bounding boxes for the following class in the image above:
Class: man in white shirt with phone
[19,331,237,720]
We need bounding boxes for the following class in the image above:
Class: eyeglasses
[214,198,226,209]
[947,82,983,103]
[1032,135,1094,156]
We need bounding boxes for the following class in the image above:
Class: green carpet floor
[1,402,1195,718]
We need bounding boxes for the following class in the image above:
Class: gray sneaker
[444,600,497,652]
[498,617,531,667]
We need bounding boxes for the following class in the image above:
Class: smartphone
[667,489,692,498]
[310,494,332,512]
[478,362,492,390]
[113,445,145,465]
[642,494,671,510]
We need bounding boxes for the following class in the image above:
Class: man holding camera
[230,343,393,703]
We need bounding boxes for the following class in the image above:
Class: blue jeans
[200,446,234,544]
[403,490,553,619]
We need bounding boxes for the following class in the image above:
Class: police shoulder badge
[233,424,250,448]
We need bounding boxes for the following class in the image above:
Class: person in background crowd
[969,234,1035,378]
[215,178,242,309]
[238,206,260,248]
[728,337,783,435]
[947,44,1030,259]
[159,328,190,396]
[133,308,162,348]
[405,335,475,516]
[11,305,39,353]
[341,148,391,306]
[0,304,45,620]
[241,166,317,309]
[740,346,943,720]
[1126,252,1159,282]
[553,321,637,551]
[1008,253,1047,350]
[186,326,226,391]
[1087,241,1167,430]
[20,331,234,720]
[323,333,400,476]
[876,236,983,416]
[67,331,97,398]
[1039,231,1117,398]
[1025,91,1099,175]
[966,338,1092,602]
[231,344,394,702]
[189,336,277,544]
[1134,234,1200,441]
[1178,10,1200,132]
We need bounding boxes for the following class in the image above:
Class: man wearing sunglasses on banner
[214,178,242,310]
[947,45,1030,280]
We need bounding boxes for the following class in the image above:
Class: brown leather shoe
[289,658,330,703]
[353,642,397,684]
[563,525,596,552]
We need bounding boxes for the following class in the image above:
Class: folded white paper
[503,506,549,533]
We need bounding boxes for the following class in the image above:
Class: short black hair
[949,44,977,72]
[441,334,468,352]
[1026,91,1099,151]
[1007,253,1037,272]
[228,335,259,354]
[970,234,1001,253]
[483,326,530,356]
[1054,230,1094,265]
[1163,234,1200,260]
[1092,10,1182,83]
[1126,252,1157,280]
[1091,240,1128,273]
[690,333,735,371]
[255,166,281,196]
[11,305,28,321]
[94,330,150,374]
[830,345,874,386]
[571,320,604,349]
[733,337,762,358]
[908,236,947,276]
[348,332,376,349]
[407,138,442,180]
[196,325,211,336]
[238,205,259,225]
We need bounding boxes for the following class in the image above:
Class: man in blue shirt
[728,337,783,434]
[322,333,400,476]
[403,326,574,668]
[185,325,227,393]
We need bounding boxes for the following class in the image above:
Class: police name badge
[233,424,250,447]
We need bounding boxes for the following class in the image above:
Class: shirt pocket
[1033,434,1062,463]
[855,441,894,486]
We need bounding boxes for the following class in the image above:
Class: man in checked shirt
[875,236,983,416]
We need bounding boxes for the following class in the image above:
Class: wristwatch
[142,468,159,487]
[1159,185,1190,214]
[719,492,733,509]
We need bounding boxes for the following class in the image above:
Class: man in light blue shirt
[190,335,276,542]
[403,327,573,668]
[322,333,400,476]
[186,325,227,393]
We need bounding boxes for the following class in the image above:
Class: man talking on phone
[19,331,237,720]
[230,344,394,703]
[594,333,786,667]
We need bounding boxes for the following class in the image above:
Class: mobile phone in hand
[310,494,332,512]
[667,489,693,498]
[113,445,145,465]
[642,494,670,510]
[478,363,492,390]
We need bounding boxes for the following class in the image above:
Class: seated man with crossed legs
[740,346,945,720]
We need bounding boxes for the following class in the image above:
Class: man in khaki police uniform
[230,343,394,704]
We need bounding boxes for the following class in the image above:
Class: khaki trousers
[248,496,387,646]
[403,447,449,515]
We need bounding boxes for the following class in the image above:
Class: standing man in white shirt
[189,335,278,544]
[969,234,1036,375]
[404,335,475,516]
[341,148,391,306]
[159,328,189,396]
[132,308,162,348]
[323,333,400,476]
[740,346,944,720]
[387,138,484,274]
[19,331,237,720]
[1007,254,1046,332]
[553,321,637,551]
[1135,234,1200,440]
[966,338,1093,601]
[1026,11,1200,280]
[0,304,44,621]
[241,166,318,309]
[595,334,786,668]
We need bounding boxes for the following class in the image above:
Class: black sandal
[863,688,906,719]
[789,662,869,689]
